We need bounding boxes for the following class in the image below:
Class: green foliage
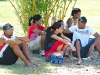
[11,0,73,35]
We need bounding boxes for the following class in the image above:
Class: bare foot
[32,63,39,67]
[26,64,37,68]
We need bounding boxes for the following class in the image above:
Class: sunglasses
[78,18,85,23]
[7,28,14,30]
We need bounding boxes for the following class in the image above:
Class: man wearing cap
[0,23,38,68]
[63,16,100,65]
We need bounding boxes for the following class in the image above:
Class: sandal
[32,63,39,67]
[76,61,81,65]
[26,64,37,68]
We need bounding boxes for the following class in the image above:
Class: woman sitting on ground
[44,22,76,57]
[28,14,46,54]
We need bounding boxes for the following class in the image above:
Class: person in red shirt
[28,14,46,55]
[0,23,38,68]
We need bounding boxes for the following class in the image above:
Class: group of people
[0,8,100,68]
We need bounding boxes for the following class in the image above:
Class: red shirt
[0,45,5,51]
[28,24,45,39]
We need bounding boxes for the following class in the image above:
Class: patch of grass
[0,1,18,23]
[0,0,100,75]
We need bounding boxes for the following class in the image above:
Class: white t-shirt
[69,25,96,47]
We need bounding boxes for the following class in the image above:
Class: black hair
[57,20,63,23]
[28,14,42,26]
[78,16,87,24]
[46,22,62,33]
[71,8,81,16]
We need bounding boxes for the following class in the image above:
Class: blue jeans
[72,38,96,58]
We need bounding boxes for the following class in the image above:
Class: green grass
[0,0,100,75]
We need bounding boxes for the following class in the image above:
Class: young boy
[63,17,100,65]
[0,23,38,68]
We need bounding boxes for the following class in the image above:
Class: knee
[75,39,81,45]
[64,44,68,48]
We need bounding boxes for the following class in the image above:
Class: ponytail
[28,14,42,26]
[46,27,51,33]
[28,17,33,26]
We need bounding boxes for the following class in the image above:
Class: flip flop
[26,64,37,68]
[32,63,39,67]
[76,62,81,65]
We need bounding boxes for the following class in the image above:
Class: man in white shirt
[63,17,100,65]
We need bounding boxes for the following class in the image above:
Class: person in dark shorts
[0,23,38,68]
[63,17,100,65]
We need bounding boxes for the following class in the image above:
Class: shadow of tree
[0,0,7,1]
[0,51,100,75]
[0,26,3,30]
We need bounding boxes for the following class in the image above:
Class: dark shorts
[72,38,96,58]
[0,45,18,65]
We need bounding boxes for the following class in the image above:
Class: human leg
[45,41,65,57]
[74,39,82,65]
[11,44,33,66]
[41,36,45,50]
[20,41,35,64]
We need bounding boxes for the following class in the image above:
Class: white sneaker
[40,50,45,56]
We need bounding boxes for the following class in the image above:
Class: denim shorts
[72,38,96,58]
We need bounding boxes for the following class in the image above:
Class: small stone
[97,71,100,73]
[86,69,88,71]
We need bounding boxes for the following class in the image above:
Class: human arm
[63,26,75,34]
[17,37,30,43]
[89,32,100,54]
[0,37,23,45]
[61,34,71,42]
[51,34,71,46]
[33,28,46,36]
[63,29,72,34]
[88,27,100,54]
[52,16,56,23]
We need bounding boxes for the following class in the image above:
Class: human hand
[67,38,71,42]
[52,16,56,23]
[14,38,23,45]
[64,39,69,43]
[70,44,76,51]
[89,45,94,54]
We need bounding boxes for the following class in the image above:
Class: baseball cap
[78,17,87,23]
[3,23,13,30]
